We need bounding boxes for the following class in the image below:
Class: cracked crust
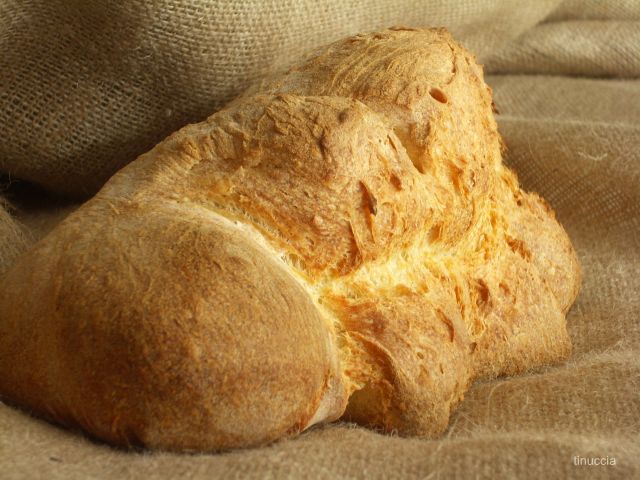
[0,28,580,451]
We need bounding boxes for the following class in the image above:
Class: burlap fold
[0,0,559,196]
[0,198,27,276]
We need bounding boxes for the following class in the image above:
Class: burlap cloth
[1,1,638,478]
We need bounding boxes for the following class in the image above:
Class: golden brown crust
[247,26,500,247]
[185,94,434,275]
[0,27,581,451]
[0,197,346,451]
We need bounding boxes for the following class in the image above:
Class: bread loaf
[0,27,581,452]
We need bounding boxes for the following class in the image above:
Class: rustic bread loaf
[0,27,580,452]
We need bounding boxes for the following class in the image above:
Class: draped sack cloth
[1,1,639,478]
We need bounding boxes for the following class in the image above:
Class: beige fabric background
[1,1,639,478]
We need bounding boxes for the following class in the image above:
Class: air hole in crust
[447,161,465,193]
[389,174,403,190]
[454,284,466,319]
[436,309,456,342]
[429,87,448,104]
[506,235,532,260]
[392,128,427,173]
[428,223,442,242]
[474,279,490,309]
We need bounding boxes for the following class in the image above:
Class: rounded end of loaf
[0,198,348,451]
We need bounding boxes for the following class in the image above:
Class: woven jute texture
[1,1,639,479]
[0,0,557,197]
[0,197,26,277]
